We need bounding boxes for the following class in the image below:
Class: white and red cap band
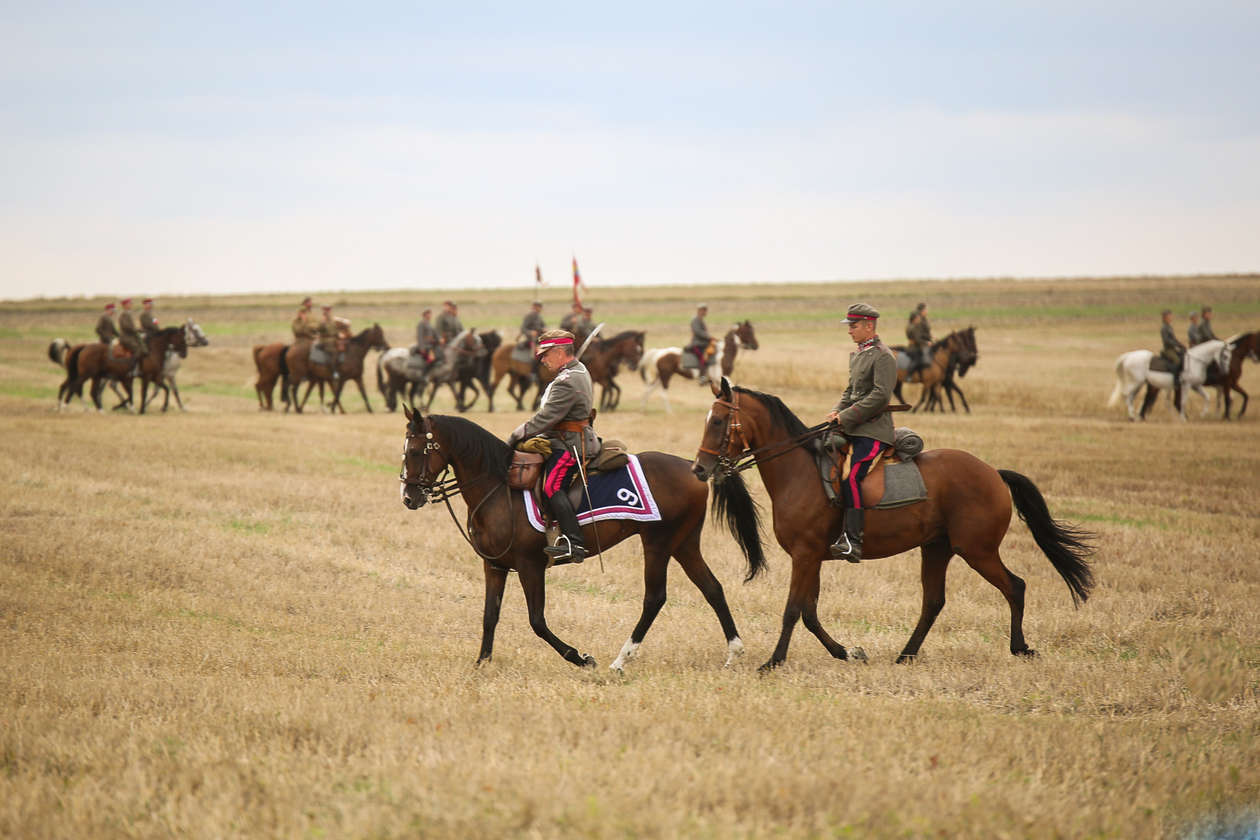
[535,336,573,357]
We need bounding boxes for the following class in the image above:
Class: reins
[697,391,833,475]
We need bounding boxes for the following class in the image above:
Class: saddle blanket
[310,345,332,366]
[524,453,662,532]
[511,343,535,364]
[681,349,701,370]
[874,460,928,509]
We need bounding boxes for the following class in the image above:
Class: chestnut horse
[135,327,189,413]
[399,407,767,670]
[641,321,758,413]
[1210,331,1259,419]
[691,379,1095,671]
[60,341,137,411]
[284,324,389,413]
[892,329,975,412]
[252,342,289,411]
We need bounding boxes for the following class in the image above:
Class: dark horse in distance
[399,407,766,670]
[692,379,1094,671]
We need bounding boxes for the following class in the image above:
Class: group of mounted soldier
[94,297,162,373]
[1159,305,1221,388]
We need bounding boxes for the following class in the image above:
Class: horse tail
[252,344,264,372]
[48,339,67,367]
[998,470,1095,607]
[710,471,767,583]
[67,344,85,380]
[1106,354,1125,407]
[377,352,396,411]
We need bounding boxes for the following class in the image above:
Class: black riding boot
[829,508,865,563]
[544,491,587,564]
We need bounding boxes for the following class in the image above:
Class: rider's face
[540,348,569,372]
[847,319,875,344]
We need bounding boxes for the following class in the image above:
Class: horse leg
[1138,384,1158,420]
[353,377,372,413]
[896,539,953,663]
[516,561,595,667]
[1234,384,1248,419]
[138,378,150,414]
[956,547,1032,656]
[476,562,509,665]
[954,382,971,414]
[608,380,621,411]
[169,378,185,411]
[761,556,822,671]
[671,534,744,665]
[610,544,670,673]
[797,556,850,662]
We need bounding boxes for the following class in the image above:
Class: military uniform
[519,308,545,348]
[118,307,146,357]
[1188,318,1203,346]
[1199,316,1219,343]
[1160,320,1185,369]
[415,317,438,361]
[96,312,119,344]
[435,310,463,345]
[507,336,600,563]
[317,318,340,356]
[829,303,896,563]
[690,313,712,354]
[292,311,318,341]
[905,316,932,373]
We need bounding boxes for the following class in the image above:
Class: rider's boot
[829,508,865,563]
[543,491,587,564]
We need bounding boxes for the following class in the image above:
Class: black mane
[420,414,511,481]
[732,386,809,436]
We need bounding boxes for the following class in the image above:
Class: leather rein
[697,391,833,476]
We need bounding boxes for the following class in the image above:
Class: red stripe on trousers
[846,442,884,510]
[544,450,576,497]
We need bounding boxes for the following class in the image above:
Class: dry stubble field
[2,276,1259,839]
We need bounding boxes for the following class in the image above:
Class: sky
[2,1,1258,301]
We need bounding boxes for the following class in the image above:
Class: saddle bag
[507,452,545,490]
[593,439,629,472]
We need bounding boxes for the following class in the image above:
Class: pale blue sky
[3,1,1258,300]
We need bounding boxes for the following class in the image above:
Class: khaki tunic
[435,311,463,344]
[96,314,118,344]
[119,310,145,355]
[317,320,339,354]
[292,314,318,341]
[140,310,159,336]
[832,338,897,445]
[510,359,600,460]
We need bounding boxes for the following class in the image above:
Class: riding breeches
[542,445,579,500]
[843,436,885,509]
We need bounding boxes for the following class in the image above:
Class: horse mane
[604,329,641,345]
[929,330,960,353]
[157,326,182,339]
[421,414,511,481]
[732,386,809,437]
[350,325,377,344]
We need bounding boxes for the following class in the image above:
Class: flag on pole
[535,263,544,288]
[572,256,586,305]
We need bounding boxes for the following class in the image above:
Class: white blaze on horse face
[610,638,641,672]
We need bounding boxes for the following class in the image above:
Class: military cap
[142,297,154,305]
[535,328,576,357]
[301,296,313,307]
[697,302,708,309]
[421,308,432,316]
[104,302,116,311]
[845,302,880,322]
[120,298,133,306]
[531,300,542,306]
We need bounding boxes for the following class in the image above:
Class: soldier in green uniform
[1160,309,1186,390]
[95,302,119,344]
[291,306,318,341]
[1199,306,1219,343]
[506,329,601,564]
[316,305,341,379]
[117,298,147,370]
[905,303,933,376]
[518,300,545,353]
[1187,311,1203,346]
[414,308,438,364]
[825,303,897,564]
[559,301,584,333]
[140,298,159,338]
[435,300,463,346]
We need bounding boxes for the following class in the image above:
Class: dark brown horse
[135,327,188,413]
[285,324,389,413]
[691,379,1095,671]
[641,321,758,413]
[60,341,137,411]
[422,328,488,412]
[399,407,767,669]
[1212,331,1259,418]
[892,329,974,412]
[579,329,645,411]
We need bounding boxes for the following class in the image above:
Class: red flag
[572,256,585,305]
[535,263,544,287]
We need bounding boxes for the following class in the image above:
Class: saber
[575,322,605,360]
[572,443,605,572]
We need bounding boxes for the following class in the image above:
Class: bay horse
[148,319,209,412]
[253,342,290,411]
[1210,331,1259,419]
[59,341,137,412]
[135,327,188,413]
[50,338,125,409]
[579,329,645,411]
[487,340,541,411]
[691,379,1095,671]
[920,326,978,413]
[399,406,767,670]
[285,324,389,413]
[641,321,759,413]
[891,329,973,413]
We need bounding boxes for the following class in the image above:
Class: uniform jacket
[96,315,118,343]
[317,319,339,351]
[519,311,545,341]
[292,315,318,341]
[1188,323,1203,345]
[1199,320,1219,343]
[511,359,600,460]
[559,312,579,332]
[833,338,897,445]
[415,319,438,350]
[118,310,144,351]
[140,311,159,336]
[690,316,711,345]
[906,319,932,347]
[435,312,463,342]
[1161,322,1185,354]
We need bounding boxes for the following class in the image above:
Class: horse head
[184,319,210,347]
[736,320,759,350]
[365,323,390,352]
[400,406,447,509]
[692,377,775,482]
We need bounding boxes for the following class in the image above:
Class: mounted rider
[1199,306,1219,343]
[140,298,160,339]
[95,302,119,344]
[118,298,147,373]
[905,302,932,377]
[1187,311,1203,346]
[517,300,545,355]
[413,308,439,365]
[559,301,583,333]
[1159,309,1186,391]
[316,305,350,379]
[506,329,601,564]
[435,300,463,346]
[826,303,897,564]
[688,304,715,381]
[291,306,319,341]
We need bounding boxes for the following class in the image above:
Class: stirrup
[544,535,585,563]
[829,534,860,563]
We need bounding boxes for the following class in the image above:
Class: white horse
[1107,339,1224,421]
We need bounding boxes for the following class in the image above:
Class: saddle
[1149,355,1180,374]
[109,340,132,360]
[508,438,630,521]
[816,428,927,510]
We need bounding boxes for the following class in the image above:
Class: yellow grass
[2,275,1258,838]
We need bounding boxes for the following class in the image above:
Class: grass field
[2,275,1259,838]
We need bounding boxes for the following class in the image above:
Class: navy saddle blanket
[524,453,662,532]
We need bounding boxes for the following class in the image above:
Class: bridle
[697,390,833,477]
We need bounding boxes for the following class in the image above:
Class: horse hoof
[757,660,780,673]
[850,647,868,663]
[1014,648,1038,658]
[895,653,917,664]
[580,654,597,668]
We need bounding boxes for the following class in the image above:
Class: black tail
[67,344,85,381]
[48,340,64,367]
[278,346,290,378]
[711,471,768,583]
[377,355,396,411]
[999,470,1095,607]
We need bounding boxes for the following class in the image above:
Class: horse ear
[403,404,413,422]
[716,376,731,399]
